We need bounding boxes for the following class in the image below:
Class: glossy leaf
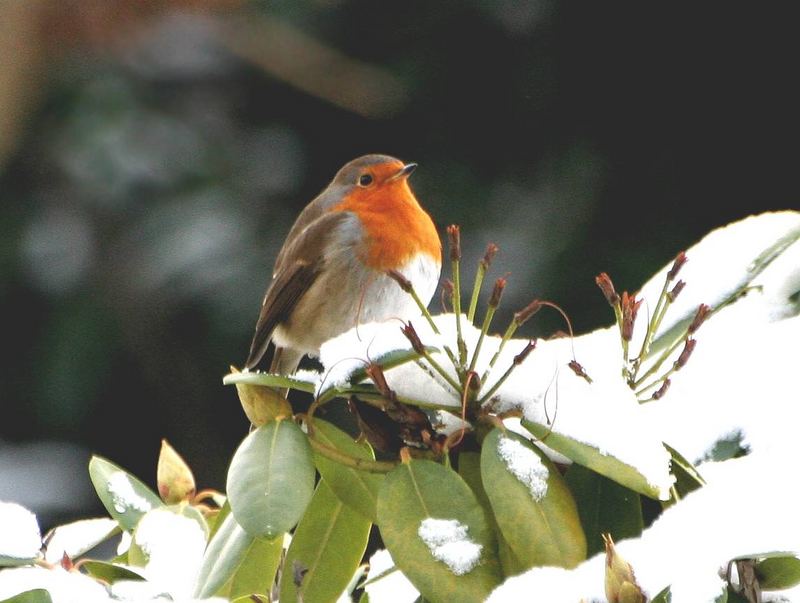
[223,370,316,393]
[88,456,163,531]
[481,428,586,569]
[663,443,705,501]
[650,586,672,603]
[194,511,281,599]
[565,464,643,557]
[217,534,283,600]
[80,560,145,583]
[279,479,371,603]
[311,418,384,522]
[377,459,502,603]
[0,591,52,603]
[458,451,524,576]
[226,420,315,538]
[521,419,664,499]
[755,555,800,590]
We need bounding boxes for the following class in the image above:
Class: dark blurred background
[1,1,797,527]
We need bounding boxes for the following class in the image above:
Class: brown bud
[621,292,642,341]
[489,277,507,308]
[675,338,697,369]
[513,340,537,365]
[401,321,426,355]
[514,299,542,326]
[387,269,412,292]
[595,272,620,306]
[467,370,481,391]
[447,225,461,261]
[652,378,671,400]
[60,552,74,571]
[365,363,396,402]
[157,439,196,504]
[481,243,499,269]
[688,304,711,334]
[568,360,593,383]
[667,251,688,281]
[667,280,686,302]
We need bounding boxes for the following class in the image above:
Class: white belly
[272,252,441,355]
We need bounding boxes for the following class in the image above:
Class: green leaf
[279,479,371,603]
[218,534,283,600]
[522,419,664,499]
[755,555,800,590]
[481,428,586,569]
[80,560,145,583]
[88,456,163,531]
[226,420,316,538]
[663,443,705,501]
[458,451,524,576]
[223,370,317,393]
[0,590,53,603]
[650,586,671,603]
[377,459,502,603]
[312,418,384,522]
[565,464,643,558]
[194,511,282,598]
[231,596,269,603]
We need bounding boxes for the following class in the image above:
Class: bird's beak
[388,162,417,182]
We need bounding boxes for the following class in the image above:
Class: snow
[633,210,800,346]
[0,566,109,603]
[497,436,549,501]
[0,501,41,561]
[363,549,420,603]
[43,517,118,564]
[133,508,207,599]
[488,453,800,603]
[107,471,154,514]
[417,518,483,576]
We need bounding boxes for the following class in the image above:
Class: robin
[245,154,441,375]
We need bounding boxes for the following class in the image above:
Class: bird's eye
[358,173,374,187]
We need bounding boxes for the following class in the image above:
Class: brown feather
[244,211,351,370]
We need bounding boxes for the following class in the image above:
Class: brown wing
[244,211,349,370]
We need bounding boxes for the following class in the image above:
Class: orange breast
[332,180,441,270]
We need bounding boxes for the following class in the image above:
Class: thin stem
[632,335,685,388]
[467,262,487,323]
[481,320,518,385]
[407,283,460,371]
[468,305,496,375]
[631,277,671,381]
[452,256,466,366]
[307,437,397,473]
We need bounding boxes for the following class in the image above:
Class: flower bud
[231,366,293,427]
[157,439,196,504]
[603,534,645,603]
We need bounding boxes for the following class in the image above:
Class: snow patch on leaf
[417,518,483,576]
[497,436,549,501]
[107,471,154,514]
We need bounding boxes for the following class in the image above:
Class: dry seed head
[667,251,688,281]
[489,277,507,308]
[514,299,543,325]
[446,225,461,261]
[595,272,620,306]
[667,280,686,302]
[386,269,413,292]
[676,338,697,369]
[481,243,499,269]
[688,304,711,334]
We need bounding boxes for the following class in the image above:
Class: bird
[245,154,441,375]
